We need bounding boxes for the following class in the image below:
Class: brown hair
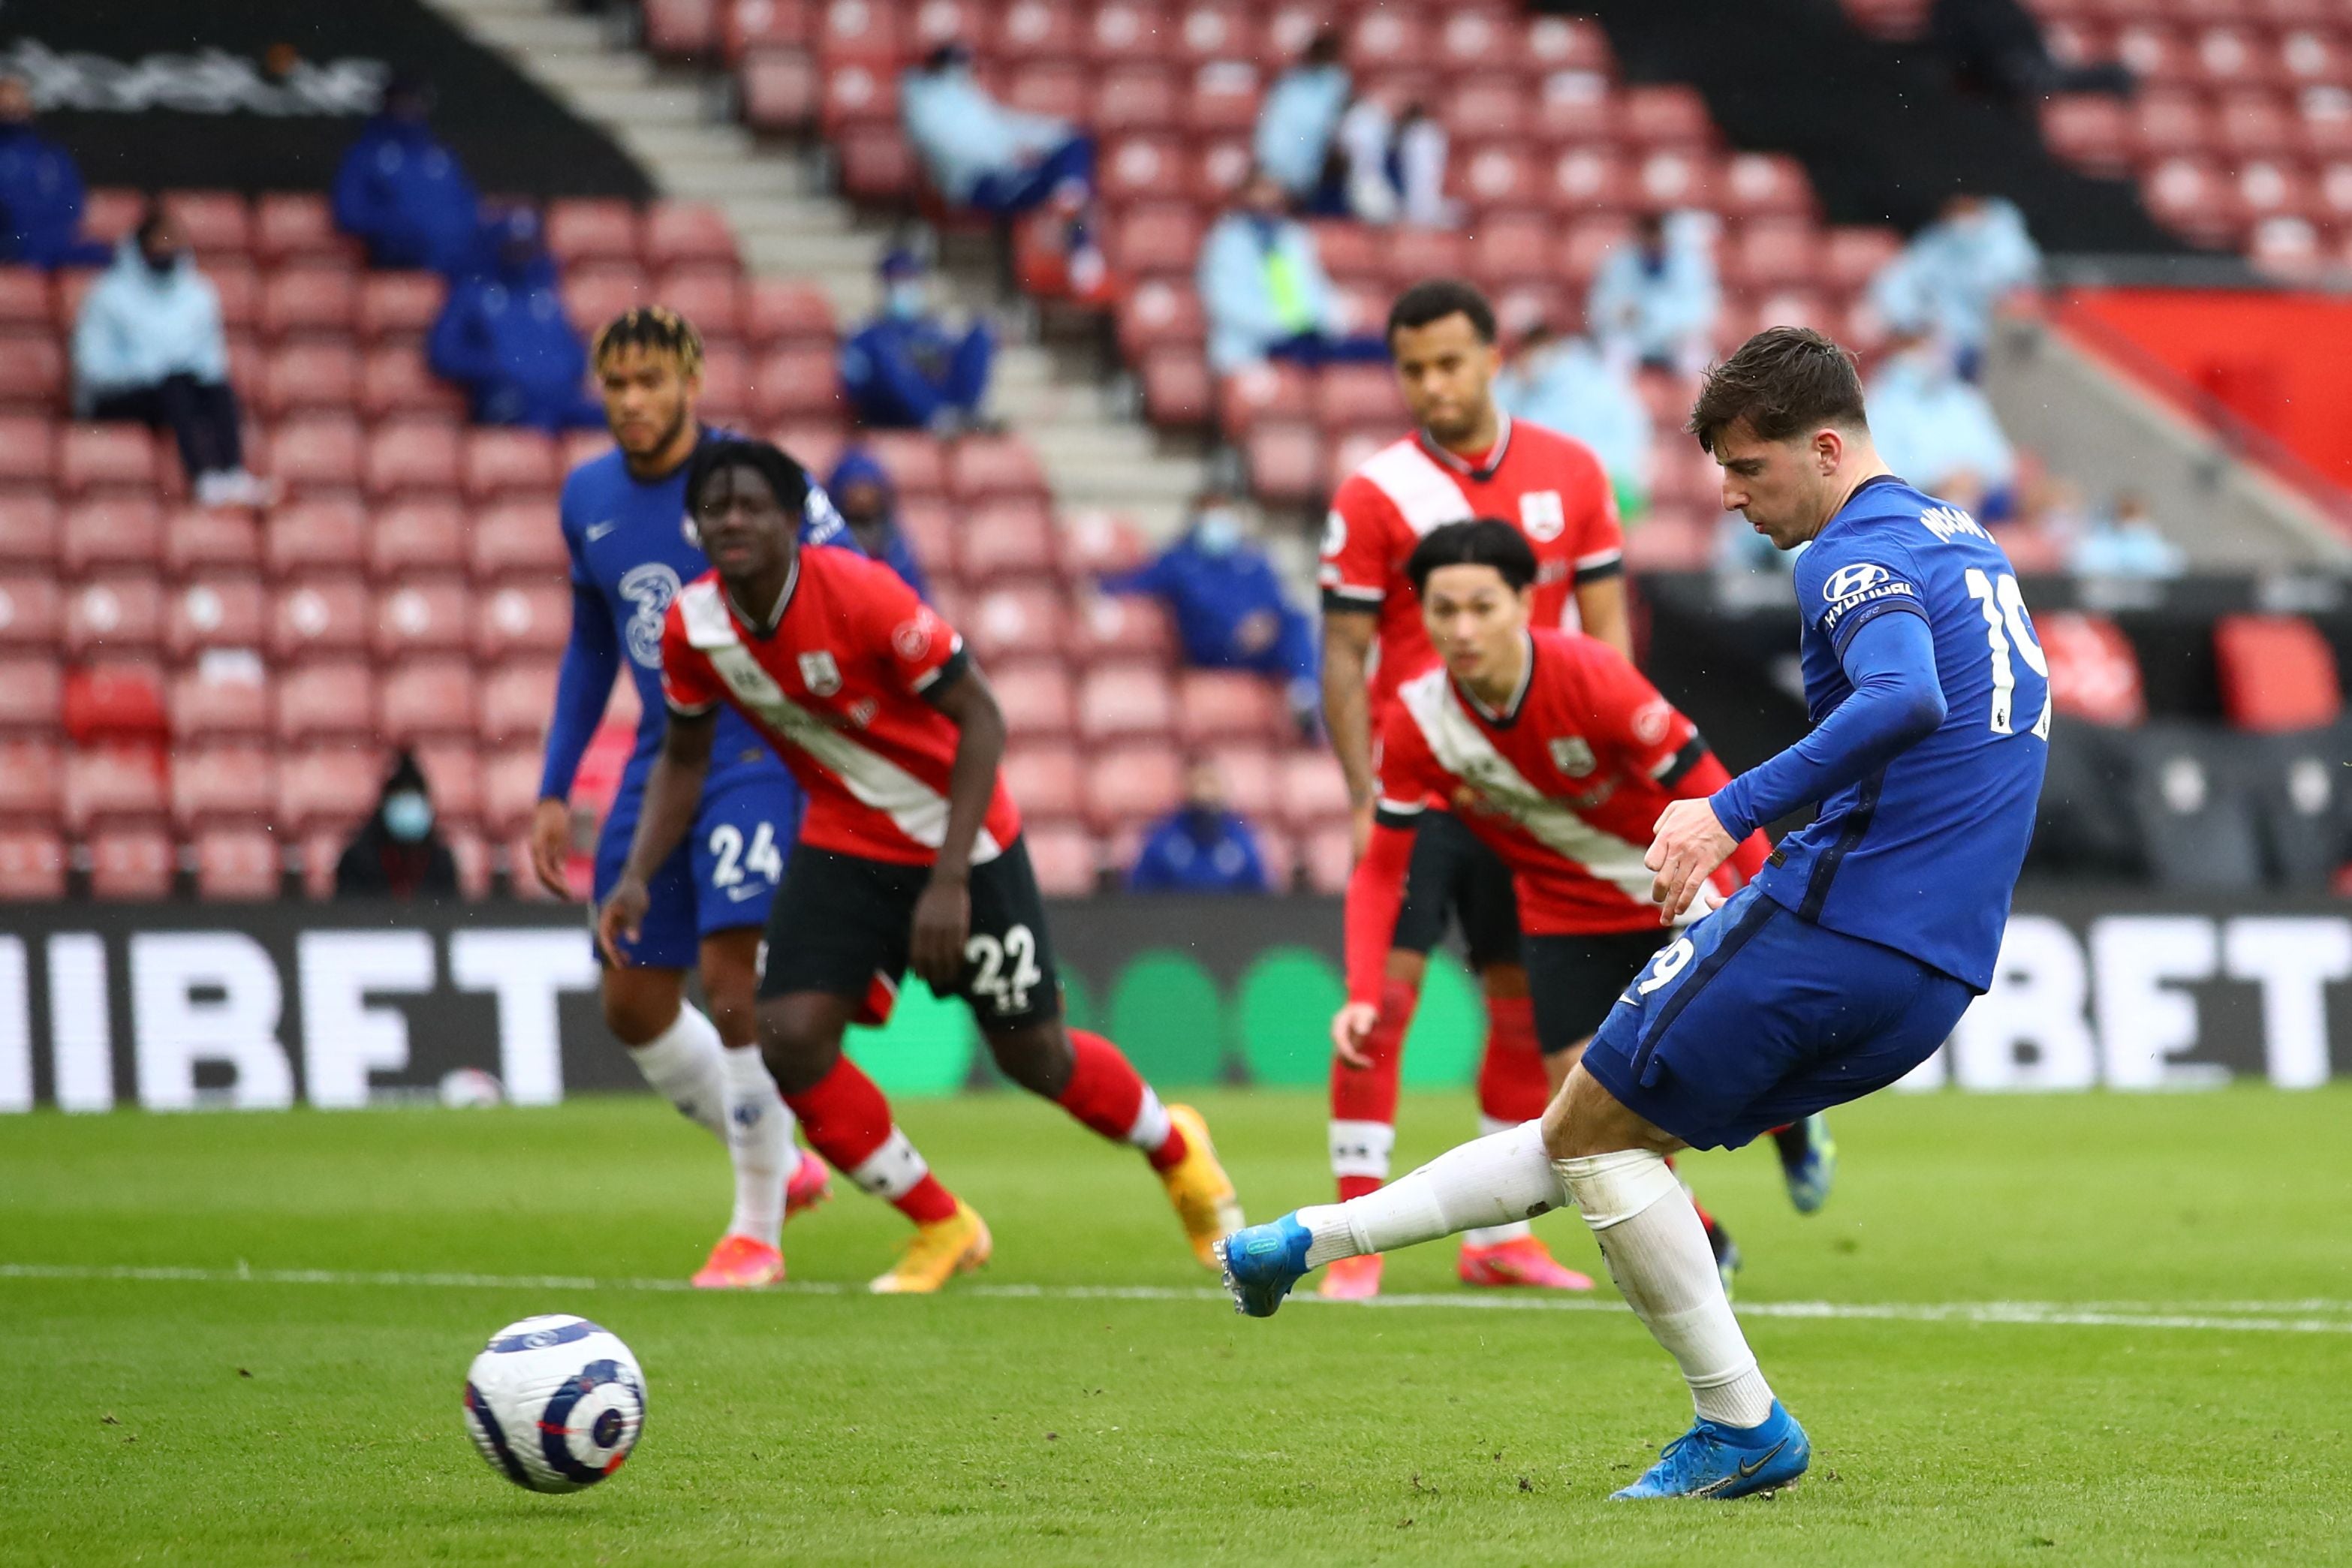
[1686,326,1867,455]
[592,305,705,380]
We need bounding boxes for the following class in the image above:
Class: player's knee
[1480,962,1530,1001]
[985,1019,1073,1099]
[601,971,683,1048]
[1383,948,1427,987]
[755,1000,842,1095]
[1540,1064,1672,1161]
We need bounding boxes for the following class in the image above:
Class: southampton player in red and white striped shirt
[597,439,1244,1293]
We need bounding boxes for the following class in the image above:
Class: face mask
[1193,509,1243,555]
[142,249,180,278]
[885,279,927,320]
[382,791,434,843]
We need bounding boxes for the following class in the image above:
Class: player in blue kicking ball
[1221,327,2049,1500]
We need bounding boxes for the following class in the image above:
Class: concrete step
[661,158,820,202]
[451,11,610,54]
[560,83,708,126]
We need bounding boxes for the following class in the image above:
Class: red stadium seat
[414,741,485,830]
[1008,63,1091,121]
[2143,158,2245,244]
[1176,2,1257,61]
[547,199,643,269]
[1315,366,1402,432]
[995,0,1083,58]
[866,432,947,495]
[1726,219,1818,290]
[1299,820,1352,893]
[479,661,560,747]
[2216,90,2301,157]
[367,420,465,498]
[359,272,447,343]
[1003,742,1086,822]
[65,574,163,659]
[275,660,377,744]
[1110,203,1206,278]
[1176,670,1283,745]
[57,424,160,498]
[655,266,745,343]
[1244,421,1327,505]
[645,203,740,272]
[1346,10,1429,71]
[360,348,468,421]
[380,658,480,742]
[164,191,251,257]
[1116,278,1205,359]
[164,506,262,577]
[1077,660,1176,742]
[1087,2,1168,64]
[1719,152,1819,218]
[740,47,821,130]
[191,826,282,898]
[1823,226,1906,290]
[0,413,53,488]
[2037,610,2147,727]
[1277,749,1350,829]
[474,582,574,661]
[259,342,360,418]
[965,584,1070,660]
[835,125,918,201]
[268,415,365,496]
[2132,90,2218,158]
[0,330,64,412]
[1140,345,1213,426]
[2215,613,2341,730]
[1094,66,1183,134]
[1083,742,1183,829]
[164,576,266,660]
[1528,14,1614,74]
[271,574,372,660]
[1203,741,1277,818]
[86,827,176,900]
[374,578,473,661]
[0,737,59,820]
[63,742,167,831]
[481,748,547,835]
[171,744,276,829]
[209,262,261,333]
[0,495,54,567]
[743,280,836,348]
[1057,510,1148,578]
[260,264,360,340]
[748,344,843,422]
[726,0,812,59]
[0,655,60,734]
[265,499,368,577]
[1022,823,1101,895]
[1547,149,1632,216]
[169,661,270,742]
[463,429,561,501]
[254,192,351,267]
[0,268,49,327]
[992,659,1077,739]
[1071,591,1175,660]
[1187,59,1265,137]
[276,746,384,835]
[1621,85,1715,148]
[959,499,1057,580]
[1218,360,1312,441]
[0,827,66,896]
[59,498,163,576]
[0,574,61,649]
[60,663,163,745]
[469,501,570,582]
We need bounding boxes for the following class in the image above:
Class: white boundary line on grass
[7,1262,2352,1335]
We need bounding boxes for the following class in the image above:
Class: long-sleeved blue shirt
[1100,532,1316,689]
[331,115,482,275]
[1128,808,1272,893]
[0,123,95,267]
[427,234,595,429]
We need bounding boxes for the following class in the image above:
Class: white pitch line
[6,1262,2352,1335]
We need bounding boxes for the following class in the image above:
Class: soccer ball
[462,1315,646,1492]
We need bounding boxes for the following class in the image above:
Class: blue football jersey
[1746,474,2049,991]
[559,429,846,784]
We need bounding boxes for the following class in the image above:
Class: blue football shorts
[592,765,805,971]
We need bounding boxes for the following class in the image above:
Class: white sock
[721,1044,800,1248]
[1462,1114,1535,1247]
[1329,1118,1396,1185]
[1127,1082,1173,1155]
[1298,1121,1563,1269]
[628,1004,729,1141]
[1556,1148,1775,1428]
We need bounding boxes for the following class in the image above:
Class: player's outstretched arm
[911,664,1008,989]
[1320,610,1378,852]
[1335,816,1417,1066]
[596,706,716,966]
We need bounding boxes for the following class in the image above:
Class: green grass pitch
[8,1083,2352,1565]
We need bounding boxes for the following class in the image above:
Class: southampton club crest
[797,650,842,697]
[1549,736,1596,777]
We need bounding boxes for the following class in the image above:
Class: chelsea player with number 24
[531,308,842,1290]
[1217,327,2049,1500]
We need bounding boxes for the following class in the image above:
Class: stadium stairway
[424,0,1219,538]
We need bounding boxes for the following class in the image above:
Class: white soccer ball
[462,1315,646,1492]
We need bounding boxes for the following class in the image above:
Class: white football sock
[628,1003,729,1141]
[1329,1118,1396,1184]
[721,1044,800,1248]
[1298,1121,1563,1269]
[1461,1114,1535,1247]
[1556,1148,1775,1429]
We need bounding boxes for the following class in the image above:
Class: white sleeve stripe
[1375,796,1426,815]
[1324,584,1384,602]
[665,697,718,718]
[911,664,945,691]
[1574,547,1625,570]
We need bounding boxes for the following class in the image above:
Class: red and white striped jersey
[659,543,1022,866]
[1320,415,1624,715]
[1371,628,1767,936]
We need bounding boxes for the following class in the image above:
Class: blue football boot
[1774,1114,1838,1215]
[1215,1214,1313,1317]
[1611,1400,1810,1500]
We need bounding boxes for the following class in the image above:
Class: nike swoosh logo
[1736,1439,1788,1479]
[586,520,618,541]
[724,882,766,902]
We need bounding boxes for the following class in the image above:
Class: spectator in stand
[428,206,603,431]
[1100,489,1321,736]
[1866,330,2017,519]
[330,72,482,275]
[1128,759,1274,894]
[826,447,930,596]
[1254,29,1351,204]
[1336,94,1456,227]
[336,751,460,901]
[1868,193,2040,378]
[1198,168,1387,372]
[2073,491,2186,579]
[901,42,1106,297]
[1586,211,1719,375]
[74,206,272,507]
[0,75,109,268]
[1929,0,2134,108]
[839,248,994,434]
[1494,318,1652,518]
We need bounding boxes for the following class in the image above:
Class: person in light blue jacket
[74,209,268,507]
[1868,193,2040,378]
[1493,321,1652,517]
[1197,170,1385,373]
[902,43,1094,215]
[1865,331,2018,521]
[1253,31,1350,202]
[1586,211,1719,375]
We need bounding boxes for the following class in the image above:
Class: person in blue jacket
[1100,492,1321,736]
[839,249,993,432]
[826,447,930,596]
[427,206,604,431]
[331,74,482,275]
[1128,760,1274,894]
[0,76,108,269]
